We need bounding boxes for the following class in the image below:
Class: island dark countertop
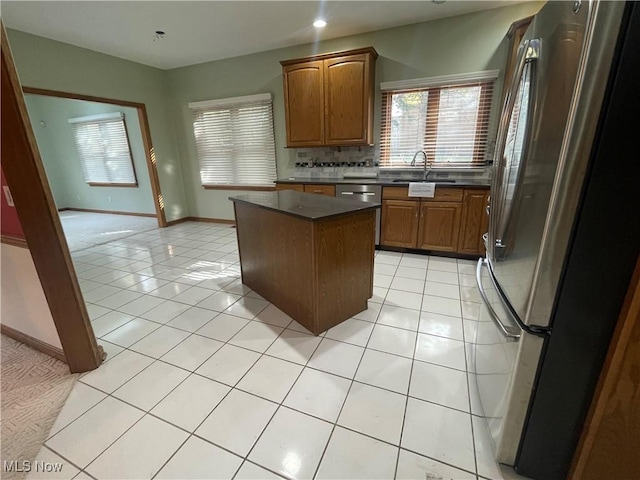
[229,190,380,221]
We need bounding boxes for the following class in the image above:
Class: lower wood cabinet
[381,186,489,255]
[274,183,490,256]
[275,183,304,192]
[458,189,490,255]
[417,202,462,252]
[274,183,336,196]
[380,200,420,248]
[303,184,336,196]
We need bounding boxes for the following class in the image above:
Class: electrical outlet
[108,196,112,203]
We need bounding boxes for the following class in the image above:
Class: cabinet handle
[313,190,322,193]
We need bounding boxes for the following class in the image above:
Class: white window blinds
[380,71,497,169]
[190,93,277,187]
[68,112,137,186]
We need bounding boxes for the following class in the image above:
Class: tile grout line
[67,231,482,478]
[58,227,241,477]
[309,297,382,480]
[63,236,267,478]
[393,253,429,479]
[226,315,331,479]
[459,257,481,478]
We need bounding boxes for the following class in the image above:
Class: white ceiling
[2,1,523,70]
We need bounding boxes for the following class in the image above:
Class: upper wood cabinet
[281,47,377,147]
[282,61,324,147]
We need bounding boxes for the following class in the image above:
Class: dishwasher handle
[341,191,376,196]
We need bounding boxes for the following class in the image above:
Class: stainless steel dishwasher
[335,184,382,246]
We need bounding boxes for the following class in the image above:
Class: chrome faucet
[410,150,431,180]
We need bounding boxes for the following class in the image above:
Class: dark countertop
[229,190,380,221]
[275,176,490,188]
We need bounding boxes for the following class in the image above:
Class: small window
[189,93,277,188]
[68,112,137,186]
[380,73,496,169]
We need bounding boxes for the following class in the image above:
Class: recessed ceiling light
[313,19,327,28]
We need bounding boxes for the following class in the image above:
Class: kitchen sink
[391,178,456,183]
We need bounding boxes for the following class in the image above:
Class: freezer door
[471,259,520,445]
[472,258,544,464]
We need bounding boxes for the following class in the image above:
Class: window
[189,93,277,188]
[380,71,497,169]
[68,112,137,186]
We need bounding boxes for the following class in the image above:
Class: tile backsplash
[290,146,492,183]
[295,146,377,168]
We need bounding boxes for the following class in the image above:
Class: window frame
[189,93,277,189]
[379,70,499,170]
[68,112,138,187]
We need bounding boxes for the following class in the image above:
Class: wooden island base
[231,191,377,335]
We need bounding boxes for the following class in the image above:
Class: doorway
[23,91,165,252]
[23,87,167,229]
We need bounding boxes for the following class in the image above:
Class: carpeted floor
[58,211,158,252]
[1,336,77,480]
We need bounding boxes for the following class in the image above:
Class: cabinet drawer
[275,183,304,192]
[304,184,336,196]
[382,186,463,202]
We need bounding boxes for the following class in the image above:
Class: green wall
[6,29,189,221]
[166,1,543,220]
[7,1,543,222]
[24,94,156,214]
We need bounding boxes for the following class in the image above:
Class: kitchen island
[230,190,379,335]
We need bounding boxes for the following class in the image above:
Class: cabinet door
[283,61,324,147]
[324,54,372,146]
[381,200,420,248]
[418,202,462,252]
[458,189,490,255]
[303,184,335,196]
[275,183,304,192]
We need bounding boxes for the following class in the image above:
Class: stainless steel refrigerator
[471,1,640,478]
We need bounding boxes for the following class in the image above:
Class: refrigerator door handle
[476,259,521,340]
[492,40,530,223]
[492,39,541,258]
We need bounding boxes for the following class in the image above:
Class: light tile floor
[30,221,527,480]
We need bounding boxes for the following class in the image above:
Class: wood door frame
[21,86,167,228]
[569,256,640,479]
[2,24,101,372]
